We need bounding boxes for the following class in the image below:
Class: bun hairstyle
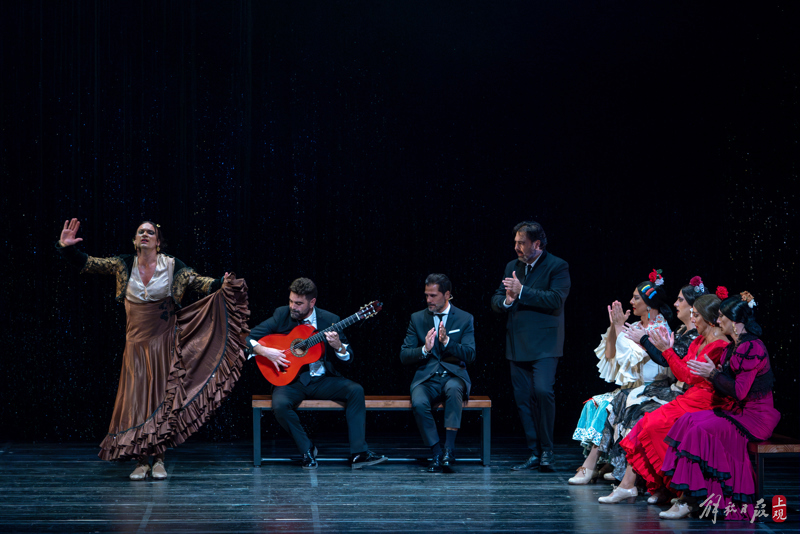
[682,275,709,307]
[637,280,674,322]
[693,294,722,326]
[720,292,763,337]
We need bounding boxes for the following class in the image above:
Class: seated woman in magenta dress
[658,291,780,520]
[598,290,730,504]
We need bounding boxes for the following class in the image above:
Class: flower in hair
[716,286,728,299]
[690,276,705,293]
[649,269,664,286]
[740,291,757,308]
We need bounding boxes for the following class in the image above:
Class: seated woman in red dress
[658,291,780,520]
[598,289,731,504]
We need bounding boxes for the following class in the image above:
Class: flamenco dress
[598,326,698,480]
[572,315,669,450]
[620,336,730,494]
[662,335,779,520]
[58,246,250,461]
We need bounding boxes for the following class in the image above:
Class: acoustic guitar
[255,301,382,386]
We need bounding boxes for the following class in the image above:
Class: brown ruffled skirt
[98,277,250,461]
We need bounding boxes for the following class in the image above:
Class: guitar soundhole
[290,339,307,358]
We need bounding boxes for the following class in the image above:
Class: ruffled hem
[99,277,250,461]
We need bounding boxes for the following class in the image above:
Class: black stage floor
[1,437,797,533]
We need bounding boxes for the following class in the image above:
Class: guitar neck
[303,313,363,348]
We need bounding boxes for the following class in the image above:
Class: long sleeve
[640,335,668,367]
[247,309,283,346]
[664,339,727,385]
[400,318,428,365]
[712,340,767,401]
[515,261,571,312]
[440,316,476,364]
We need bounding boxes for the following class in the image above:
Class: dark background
[1,1,797,448]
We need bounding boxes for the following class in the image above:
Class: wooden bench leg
[253,407,262,467]
[481,407,491,466]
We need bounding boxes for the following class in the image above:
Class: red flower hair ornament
[649,268,665,286]
[690,276,705,293]
[716,286,729,299]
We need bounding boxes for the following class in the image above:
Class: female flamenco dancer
[56,218,250,480]
[569,273,672,484]
[590,276,707,484]
[599,288,730,504]
[658,291,780,520]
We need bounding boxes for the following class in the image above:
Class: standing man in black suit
[247,277,387,470]
[400,274,476,472]
[491,221,570,471]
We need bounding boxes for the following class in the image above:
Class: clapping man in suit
[400,274,476,472]
[248,277,387,470]
[491,221,570,472]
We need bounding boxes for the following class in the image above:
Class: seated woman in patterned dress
[658,291,780,520]
[568,272,672,484]
[598,289,730,504]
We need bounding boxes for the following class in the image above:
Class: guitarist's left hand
[324,331,344,352]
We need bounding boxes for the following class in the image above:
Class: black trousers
[410,373,467,447]
[509,357,559,453]
[272,375,368,454]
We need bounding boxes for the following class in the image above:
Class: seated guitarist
[247,277,387,470]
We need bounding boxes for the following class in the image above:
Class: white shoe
[152,459,168,480]
[659,501,694,519]
[603,472,618,481]
[598,485,638,504]
[129,463,150,480]
[568,466,597,485]
[647,489,669,504]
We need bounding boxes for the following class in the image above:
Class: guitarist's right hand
[253,345,290,372]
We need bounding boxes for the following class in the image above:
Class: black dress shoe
[511,452,540,471]
[539,450,556,472]
[350,450,388,470]
[442,448,456,467]
[427,454,443,473]
[302,446,318,470]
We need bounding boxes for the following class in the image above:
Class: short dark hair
[425,273,452,295]
[720,295,763,336]
[513,221,547,248]
[134,220,167,249]
[289,277,317,300]
[693,294,722,326]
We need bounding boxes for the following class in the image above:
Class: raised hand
[503,271,523,303]
[425,327,436,353]
[648,326,674,352]
[622,323,646,345]
[59,218,84,247]
[438,319,449,346]
[608,301,631,328]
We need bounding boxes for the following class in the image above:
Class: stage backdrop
[1,1,797,446]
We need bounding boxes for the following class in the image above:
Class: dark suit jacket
[247,305,352,379]
[399,304,476,395]
[491,250,570,361]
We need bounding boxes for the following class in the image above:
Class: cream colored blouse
[127,255,175,303]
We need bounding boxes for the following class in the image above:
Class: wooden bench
[747,434,800,500]
[252,395,492,466]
